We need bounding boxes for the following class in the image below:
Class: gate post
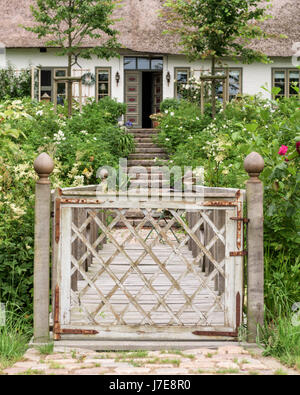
[33,153,54,343]
[244,152,264,343]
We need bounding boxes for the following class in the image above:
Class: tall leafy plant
[24,0,122,116]
[161,0,274,117]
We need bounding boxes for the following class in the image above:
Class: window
[40,67,68,103]
[273,69,300,99]
[96,68,111,101]
[215,68,242,101]
[124,57,163,71]
[174,68,190,98]
[54,69,67,105]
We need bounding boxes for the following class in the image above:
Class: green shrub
[160,98,181,113]
[0,66,31,100]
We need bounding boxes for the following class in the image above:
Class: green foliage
[0,66,31,100]
[0,306,32,368]
[161,0,272,63]
[24,0,121,61]
[0,97,134,313]
[160,98,181,113]
[260,312,300,369]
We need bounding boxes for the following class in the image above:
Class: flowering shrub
[0,97,134,313]
[0,66,31,100]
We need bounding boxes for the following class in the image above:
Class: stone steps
[129,153,168,160]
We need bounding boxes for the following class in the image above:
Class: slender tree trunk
[67,4,73,118]
[67,54,72,118]
[211,55,216,119]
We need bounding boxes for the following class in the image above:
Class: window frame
[39,67,68,102]
[124,56,163,71]
[215,67,243,101]
[174,67,191,99]
[95,67,112,102]
[272,68,300,99]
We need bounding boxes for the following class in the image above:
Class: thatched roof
[1,0,299,57]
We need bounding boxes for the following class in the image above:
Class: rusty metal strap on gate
[192,292,241,338]
[52,285,98,339]
[55,198,61,244]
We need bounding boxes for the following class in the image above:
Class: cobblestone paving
[1,345,299,375]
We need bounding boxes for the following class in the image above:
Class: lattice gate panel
[54,198,243,339]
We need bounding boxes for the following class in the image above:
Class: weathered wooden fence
[32,152,264,347]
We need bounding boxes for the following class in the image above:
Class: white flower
[80,130,88,135]
[170,112,174,116]
[165,110,169,114]
[188,136,193,140]
[165,138,170,141]
[93,137,97,141]
[36,110,43,116]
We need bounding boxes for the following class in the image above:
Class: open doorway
[142,71,162,128]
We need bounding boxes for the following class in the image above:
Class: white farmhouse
[1,0,299,128]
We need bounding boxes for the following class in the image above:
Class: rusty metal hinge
[230,250,248,257]
[53,284,61,340]
[230,217,249,223]
[192,292,241,337]
[55,198,61,244]
[59,329,99,335]
[52,284,98,339]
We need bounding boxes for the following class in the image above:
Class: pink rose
[278,145,288,155]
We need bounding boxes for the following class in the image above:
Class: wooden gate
[51,187,245,346]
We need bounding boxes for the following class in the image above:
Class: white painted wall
[5,48,296,102]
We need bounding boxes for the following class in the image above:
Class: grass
[260,312,300,370]
[37,343,54,356]
[0,306,32,369]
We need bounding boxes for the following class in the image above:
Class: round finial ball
[34,152,54,176]
[99,168,109,180]
[244,152,264,176]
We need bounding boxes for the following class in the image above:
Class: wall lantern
[166,71,171,86]
[115,71,120,86]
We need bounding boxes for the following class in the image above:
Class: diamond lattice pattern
[69,208,226,328]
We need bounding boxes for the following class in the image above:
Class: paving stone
[71,368,109,375]
[23,348,42,361]
[153,368,189,375]
[42,369,70,375]
[145,364,174,369]
[192,361,216,369]
[3,367,40,375]
[180,362,201,369]
[216,361,240,370]
[99,360,131,368]
[218,346,248,355]
[44,354,73,361]
[241,361,268,371]
[45,358,83,365]
[184,348,215,356]
[13,361,48,370]
[114,367,151,375]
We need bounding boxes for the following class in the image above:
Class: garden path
[2,345,299,375]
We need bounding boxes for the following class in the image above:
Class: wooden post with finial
[33,152,54,343]
[244,152,265,343]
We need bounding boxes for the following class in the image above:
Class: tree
[161,0,273,118]
[24,0,122,116]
